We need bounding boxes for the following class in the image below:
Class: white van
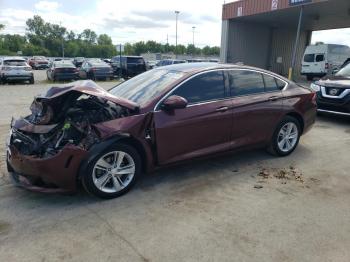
[301,44,350,81]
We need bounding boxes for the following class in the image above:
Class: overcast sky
[0,0,350,48]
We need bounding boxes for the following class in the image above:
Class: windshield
[336,63,350,77]
[109,69,186,105]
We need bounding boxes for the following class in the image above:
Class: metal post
[289,5,304,80]
[175,11,180,57]
[119,44,122,79]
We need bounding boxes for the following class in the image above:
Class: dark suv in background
[111,56,146,78]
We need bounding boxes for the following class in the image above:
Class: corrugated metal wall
[226,21,272,68]
[224,20,311,76]
[222,0,327,20]
[269,28,311,76]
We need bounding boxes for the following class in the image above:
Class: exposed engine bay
[9,81,138,158]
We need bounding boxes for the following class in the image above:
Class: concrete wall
[221,20,312,77]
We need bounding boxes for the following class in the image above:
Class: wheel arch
[77,134,149,182]
[285,112,304,134]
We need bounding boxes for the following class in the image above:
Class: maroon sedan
[6,63,316,198]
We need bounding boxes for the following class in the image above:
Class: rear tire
[267,116,301,157]
[29,76,34,84]
[82,143,141,199]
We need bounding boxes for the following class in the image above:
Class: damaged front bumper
[7,143,88,193]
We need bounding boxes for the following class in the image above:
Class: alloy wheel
[92,151,135,193]
[277,122,299,153]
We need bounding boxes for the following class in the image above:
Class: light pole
[192,26,196,46]
[175,10,180,56]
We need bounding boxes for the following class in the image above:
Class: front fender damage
[6,81,147,193]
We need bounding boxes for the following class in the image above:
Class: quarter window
[172,71,225,104]
[228,70,265,96]
[263,74,279,92]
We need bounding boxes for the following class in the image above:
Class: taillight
[325,63,329,70]
[91,68,96,71]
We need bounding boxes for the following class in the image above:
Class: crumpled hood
[36,80,139,111]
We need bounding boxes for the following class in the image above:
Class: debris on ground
[256,166,305,185]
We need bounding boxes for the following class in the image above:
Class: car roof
[154,62,290,81]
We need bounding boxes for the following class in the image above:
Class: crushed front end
[6,81,138,193]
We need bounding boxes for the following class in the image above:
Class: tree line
[0,16,220,58]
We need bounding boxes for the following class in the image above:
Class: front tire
[82,143,141,199]
[29,76,34,84]
[268,116,301,157]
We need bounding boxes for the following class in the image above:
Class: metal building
[220,0,350,78]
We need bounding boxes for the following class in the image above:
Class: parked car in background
[46,60,79,82]
[155,59,187,67]
[103,58,111,64]
[79,59,113,80]
[146,60,158,70]
[0,57,34,84]
[6,63,316,198]
[310,63,350,116]
[187,59,207,63]
[73,57,85,68]
[301,44,350,81]
[28,56,49,69]
[111,56,146,78]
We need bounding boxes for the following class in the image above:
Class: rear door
[301,53,315,74]
[154,70,233,165]
[227,70,284,149]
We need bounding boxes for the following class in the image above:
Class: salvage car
[47,60,79,82]
[79,59,113,80]
[310,63,350,116]
[28,56,50,69]
[6,63,317,198]
[0,57,34,84]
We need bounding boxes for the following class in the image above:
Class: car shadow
[4,144,313,210]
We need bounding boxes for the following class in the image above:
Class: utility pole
[166,34,169,45]
[175,10,180,57]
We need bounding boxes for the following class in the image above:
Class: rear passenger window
[172,71,225,104]
[263,74,279,92]
[229,70,265,96]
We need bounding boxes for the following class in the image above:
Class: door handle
[215,106,229,112]
[268,96,279,101]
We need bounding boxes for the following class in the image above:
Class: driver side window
[172,70,225,104]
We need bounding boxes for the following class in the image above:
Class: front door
[154,70,233,165]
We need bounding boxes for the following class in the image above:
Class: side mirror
[162,95,188,110]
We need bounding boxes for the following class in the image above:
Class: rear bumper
[6,144,88,193]
[2,73,33,81]
[300,72,326,77]
[54,73,79,80]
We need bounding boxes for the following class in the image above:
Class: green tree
[97,34,112,45]
[79,29,97,44]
